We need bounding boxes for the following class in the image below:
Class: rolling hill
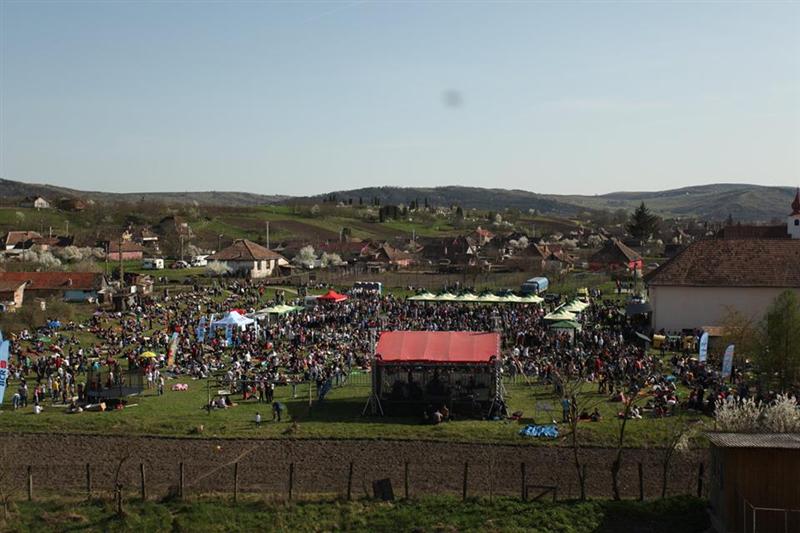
[1,178,795,221]
[0,178,287,207]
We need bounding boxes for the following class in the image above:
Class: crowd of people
[1,279,747,425]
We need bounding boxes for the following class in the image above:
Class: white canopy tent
[210,311,255,330]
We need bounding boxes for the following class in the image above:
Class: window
[795,219,799,226]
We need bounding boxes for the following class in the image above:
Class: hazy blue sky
[1,1,798,196]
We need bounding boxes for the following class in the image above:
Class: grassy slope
[0,372,707,447]
[7,495,710,533]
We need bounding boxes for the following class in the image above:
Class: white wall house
[645,190,800,332]
[207,239,289,279]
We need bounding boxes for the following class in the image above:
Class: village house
[103,240,145,261]
[207,239,289,278]
[361,242,414,270]
[24,235,74,251]
[588,238,643,272]
[0,280,26,310]
[645,190,800,331]
[3,231,43,250]
[0,272,106,303]
[57,197,88,211]
[157,215,193,238]
[20,196,50,209]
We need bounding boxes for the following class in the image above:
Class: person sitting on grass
[590,408,602,422]
[440,404,450,422]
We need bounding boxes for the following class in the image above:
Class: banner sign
[722,344,734,379]
[167,332,179,366]
[0,336,9,407]
[698,332,709,363]
[196,317,207,344]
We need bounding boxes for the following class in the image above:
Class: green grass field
[0,372,707,447]
[4,495,710,533]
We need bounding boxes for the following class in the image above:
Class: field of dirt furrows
[0,433,706,501]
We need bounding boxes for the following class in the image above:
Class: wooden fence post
[26,466,32,502]
[347,462,353,501]
[233,462,239,503]
[462,462,468,501]
[288,463,294,501]
[140,463,147,501]
[697,463,704,498]
[179,462,185,499]
[638,463,644,501]
[404,462,409,500]
[520,463,527,501]
[86,463,92,501]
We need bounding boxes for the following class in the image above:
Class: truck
[520,276,549,295]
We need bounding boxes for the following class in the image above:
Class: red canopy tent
[317,289,348,302]
[371,331,503,417]
[376,331,499,364]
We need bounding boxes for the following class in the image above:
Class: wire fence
[0,456,708,504]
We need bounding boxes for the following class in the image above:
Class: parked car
[171,260,190,269]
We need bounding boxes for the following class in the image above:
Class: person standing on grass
[255,412,262,427]
[272,401,282,422]
[561,396,571,423]
[158,375,165,396]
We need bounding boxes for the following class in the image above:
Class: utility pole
[217,234,223,253]
[119,237,124,284]
[179,234,185,262]
[265,221,270,250]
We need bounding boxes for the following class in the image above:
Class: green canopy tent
[264,304,303,315]
[548,320,582,331]
[543,307,577,321]
[407,292,436,302]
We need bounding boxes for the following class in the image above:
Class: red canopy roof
[376,331,500,364]
[317,289,348,302]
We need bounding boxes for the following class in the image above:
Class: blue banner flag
[0,339,10,407]
[698,332,709,363]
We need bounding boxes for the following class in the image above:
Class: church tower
[789,188,800,239]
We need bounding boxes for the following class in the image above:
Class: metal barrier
[743,499,800,533]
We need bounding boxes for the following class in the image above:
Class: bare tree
[659,419,703,498]
[562,377,603,500]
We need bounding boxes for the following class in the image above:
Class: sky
[1,1,798,197]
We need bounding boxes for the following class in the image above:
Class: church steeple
[789,188,800,239]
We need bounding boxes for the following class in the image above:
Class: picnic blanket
[519,424,559,439]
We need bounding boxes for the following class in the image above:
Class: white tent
[211,311,255,330]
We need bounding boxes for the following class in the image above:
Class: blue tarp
[519,424,559,439]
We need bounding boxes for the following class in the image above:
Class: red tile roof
[0,280,26,292]
[208,239,286,262]
[589,238,642,265]
[4,231,42,247]
[644,239,800,288]
[0,272,104,291]
[715,225,788,239]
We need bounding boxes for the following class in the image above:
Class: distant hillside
[2,178,794,221]
[305,183,796,222]
[0,178,287,207]
[300,186,581,217]
[548,184,797,222]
